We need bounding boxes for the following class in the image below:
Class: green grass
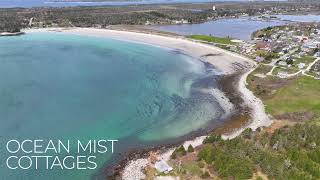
[255,50,280,63]
[215,44,231,50]
[254,64,273,74]
[265,76,320,118]
[305,70,319,77]
[270,56,316,76]
[272,66,300,75]
[181,163,202,176]
[187,35,236,45]
[247,64,272,83]
[295,56,316,64]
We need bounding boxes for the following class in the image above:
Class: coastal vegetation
[171,145,187,159]
[188,35,235,45]
[248,64,320,122]
[264,76,320,121]
[159,117,320,179]
[0,13,22,32]
[197,121,320,179]
[253,26,275,39]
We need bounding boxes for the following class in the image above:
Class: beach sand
[28,28,252,74]
[25,28,272,179]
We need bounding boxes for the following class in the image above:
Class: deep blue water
[0,32,223,180]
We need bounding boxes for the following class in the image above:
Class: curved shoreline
[26,27,252,75]
[26,28,272,179]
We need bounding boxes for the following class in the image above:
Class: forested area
[198,122,320,179]
[0,12,23,32]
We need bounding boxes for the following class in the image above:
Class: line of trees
[0,15,23,32]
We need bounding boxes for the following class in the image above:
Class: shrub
[242,128,253,139]
[177,145,187,156]
[198,145,215,164]
[170,152,176,159]
[172,145,186,158]
[214,152,254,179]
[200,171,210,179]
[188,144,194,152]
[203,134,221,144]
[198,161,205,168]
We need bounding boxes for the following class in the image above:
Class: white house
[155,160,173,174]
[256,56,265,62]
[278,61,287,66]
[298,63,306,69]
[277,71,288,79]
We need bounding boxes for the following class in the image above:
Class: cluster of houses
[235,23,320,79]
[310,60,320,79]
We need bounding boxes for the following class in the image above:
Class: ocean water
[0,33,224,180]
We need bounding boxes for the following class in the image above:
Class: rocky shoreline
[112,66,271,180]
[106,73,253,179]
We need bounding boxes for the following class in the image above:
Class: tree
[188,144,194,152]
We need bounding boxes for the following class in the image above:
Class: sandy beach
[26,28,272,179]
[27,28,252,74]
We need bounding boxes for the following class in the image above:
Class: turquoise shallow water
[0,33,223,180]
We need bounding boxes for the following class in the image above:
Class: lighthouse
[212,5,216,11]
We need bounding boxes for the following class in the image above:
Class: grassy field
[247,63,320,121]
[255,50,280,63]
[247,64,276,98]
[272,66,300,75]
[250,64,273,75]
[295,56,316,64]
[270,56,316,75]
[265,76,320,120]
[187,35,236,45]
